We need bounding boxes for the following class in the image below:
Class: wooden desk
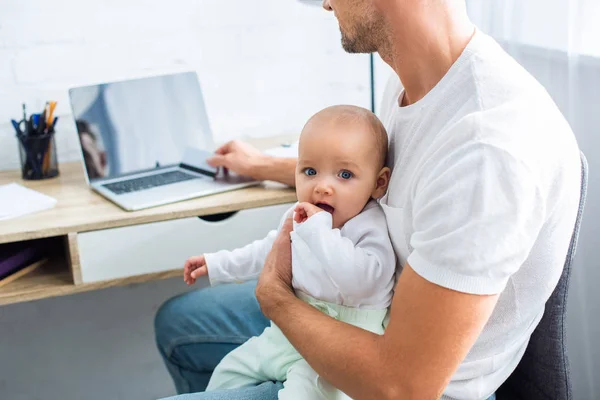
[0,136,297,306]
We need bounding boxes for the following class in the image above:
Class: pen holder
[17,131,59,180]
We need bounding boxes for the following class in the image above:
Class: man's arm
[257,220,499,400]
[207,140,297,187]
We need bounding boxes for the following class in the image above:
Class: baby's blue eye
[304,168,317,176]
[339,170,353,180]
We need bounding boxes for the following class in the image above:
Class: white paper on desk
[0,183,57,221]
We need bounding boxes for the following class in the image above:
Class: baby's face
[296,117,385,229]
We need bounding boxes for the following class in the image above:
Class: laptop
[68,71,258,211]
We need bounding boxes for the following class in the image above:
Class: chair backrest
[497,151,588,400]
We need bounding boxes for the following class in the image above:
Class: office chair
[496,152,588,400]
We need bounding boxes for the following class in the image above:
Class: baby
[183,105,396,399]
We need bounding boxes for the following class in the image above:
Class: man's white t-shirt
[379,30,581,399]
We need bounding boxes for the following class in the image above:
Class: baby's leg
[279,359,352,400]
[206,336,266,391]
[207,324,302,391]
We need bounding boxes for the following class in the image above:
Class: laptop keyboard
[103,170,198,195]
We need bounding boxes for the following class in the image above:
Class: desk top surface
[0,136,297,244]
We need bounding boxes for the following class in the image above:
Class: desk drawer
[77,203,293,283]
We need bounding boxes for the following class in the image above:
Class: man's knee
[154,281,266,354]
[155,292,190,356]
[155,287,214,339]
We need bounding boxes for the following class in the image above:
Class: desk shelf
[0,254,183,306]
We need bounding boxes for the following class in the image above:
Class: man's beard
[340,21,380,54]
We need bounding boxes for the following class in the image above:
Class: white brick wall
[0,0,370,171]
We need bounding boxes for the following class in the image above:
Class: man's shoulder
[432,41,576,173]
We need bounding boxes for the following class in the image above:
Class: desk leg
[65,233,83,285]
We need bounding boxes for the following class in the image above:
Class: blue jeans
[154,280,496,400]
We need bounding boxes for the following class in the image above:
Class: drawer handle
[198,211,238,222]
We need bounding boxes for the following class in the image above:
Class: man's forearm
[258,229,499,400]
[267,292,396,400]
[255,156,297,187]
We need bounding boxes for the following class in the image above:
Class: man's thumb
[281,214,294,236]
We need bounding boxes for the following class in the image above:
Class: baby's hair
[304,105,388,169]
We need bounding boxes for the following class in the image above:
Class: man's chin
[341,41,359,53]
[341,33,375,54]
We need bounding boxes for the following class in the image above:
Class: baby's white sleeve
[292,207,396,302]
[204,231,278,286]
[205,205,295,286]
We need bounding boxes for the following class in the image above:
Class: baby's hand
[183,255,208,285]
[294,202,323,223]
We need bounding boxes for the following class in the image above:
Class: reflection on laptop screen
[69,72,214,182]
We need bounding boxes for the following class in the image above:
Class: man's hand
[183,255,208,285]
[207,140,268,179]
[294,202,324,223]
[256,215,296,318]
[207,139,298,187]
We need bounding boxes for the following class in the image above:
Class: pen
[32,114,40,135]
[46,101,57,130]
[42,139,51,174]
[11,119,22,135]
[40,103,47,134]
[26,115,33,136]
[50,116,59,131]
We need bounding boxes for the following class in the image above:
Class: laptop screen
[69,72,214,182]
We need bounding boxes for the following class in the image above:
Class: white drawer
[77,203,293,283]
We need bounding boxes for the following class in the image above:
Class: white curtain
[466,1,599,399]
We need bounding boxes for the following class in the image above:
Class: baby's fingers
[185,275,196,285]
[187,255,206,267]
[191,265,208,279]
[294,209,305,223]
[183,261,193,282]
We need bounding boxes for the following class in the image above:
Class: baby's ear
[372,167,391,199]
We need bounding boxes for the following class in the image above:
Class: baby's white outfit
[204,200,396,399]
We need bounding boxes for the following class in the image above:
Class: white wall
[0,1,369,399]
[0,0,370,171]
[467,0,600,57]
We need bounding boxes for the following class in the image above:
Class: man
[155,0,581,399]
